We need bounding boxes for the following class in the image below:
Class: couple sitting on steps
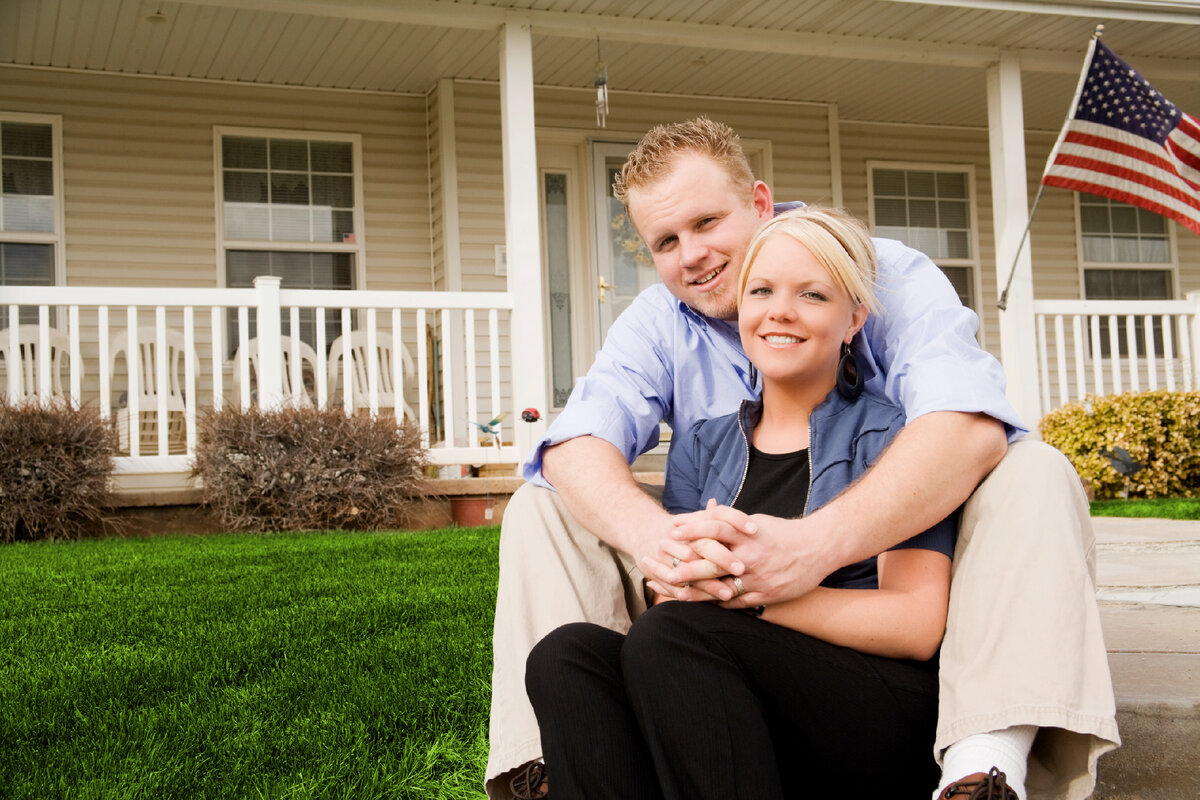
[487,118,1119,800]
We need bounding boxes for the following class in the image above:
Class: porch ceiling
[2,0,1197,130]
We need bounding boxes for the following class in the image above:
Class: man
[487,118,1118,800]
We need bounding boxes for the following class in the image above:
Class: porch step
[1092,517,1200,800]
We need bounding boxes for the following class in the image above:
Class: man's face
[626,153,773,321]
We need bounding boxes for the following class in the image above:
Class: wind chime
[594,37,609,128]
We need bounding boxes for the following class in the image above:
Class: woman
[524,206,957,799]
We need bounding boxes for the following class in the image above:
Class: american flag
[1042,39,1200,235]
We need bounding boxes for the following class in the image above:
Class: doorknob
[598,277,616,303]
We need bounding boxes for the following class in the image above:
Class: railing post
[1188,290,1200,391]
[254,276,284,410]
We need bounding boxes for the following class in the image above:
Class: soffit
[1,0,1196,128]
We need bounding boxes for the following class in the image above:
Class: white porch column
[987,53,1040,430]
[500,21,548,457]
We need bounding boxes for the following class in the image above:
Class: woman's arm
[761,547,951,661]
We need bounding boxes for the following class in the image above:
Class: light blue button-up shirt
[523,236,1027,487]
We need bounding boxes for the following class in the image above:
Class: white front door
[591,142,657,345]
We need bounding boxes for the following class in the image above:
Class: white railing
[1,280,517,473]
[1033,291,1200,415]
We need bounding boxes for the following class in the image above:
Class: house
[2,0,1198,501]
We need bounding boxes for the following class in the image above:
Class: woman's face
[738,234,868,391]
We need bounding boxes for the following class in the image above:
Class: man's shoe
[940,767,1018,800]
[509,760,549,800]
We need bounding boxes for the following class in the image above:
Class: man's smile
[689,264,726,287]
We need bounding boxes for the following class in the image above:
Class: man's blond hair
[738,206,880,315]
[613,117,755,208]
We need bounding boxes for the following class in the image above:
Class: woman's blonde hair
[737,205,880,315]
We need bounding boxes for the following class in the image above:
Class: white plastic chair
[0,325,79,404]
[327,329,416,420]
[231,335,320,408]
[108,327,195,455]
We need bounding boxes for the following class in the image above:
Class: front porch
[8,283,1200,504]
[3,280,531,503]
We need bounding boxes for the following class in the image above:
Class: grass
[1090,496,1200,520]
[0,527,500,800]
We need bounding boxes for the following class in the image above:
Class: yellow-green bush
[1040,390,1200,499]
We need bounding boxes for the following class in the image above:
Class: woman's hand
[641,500,750,602]
[669,501,839,609]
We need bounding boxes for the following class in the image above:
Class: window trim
[866,160,983,329]
[212,126,367,291]
[1072,192,1179,301]
[0,112,65,287]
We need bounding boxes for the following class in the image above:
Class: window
[1,115,61,324]
[216,128,362,352]
[870,165,977,311]
[1079,194,1174,357]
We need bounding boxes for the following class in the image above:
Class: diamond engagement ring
[732,576,746,596]
[671,557,680,568]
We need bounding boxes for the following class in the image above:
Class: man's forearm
[804,410,1008,575]
[541,435,672,558]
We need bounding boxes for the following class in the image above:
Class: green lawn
[0,527,500,800]
[1090,497,1200,520]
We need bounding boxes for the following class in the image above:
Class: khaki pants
[485,440,1120,800]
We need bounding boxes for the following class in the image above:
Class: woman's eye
[801,291,827,301]
[749,287,770,296]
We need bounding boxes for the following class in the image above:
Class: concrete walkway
[1091,517,1200,799]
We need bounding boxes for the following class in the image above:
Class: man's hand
[543,436,725,602]
[665,501,834,608]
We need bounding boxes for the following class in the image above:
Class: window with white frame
[870,165,977,312]
[1,114,61,325]
[217,129,362,353]
[1079,193,1173,357]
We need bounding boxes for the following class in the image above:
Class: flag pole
[996,23,1104,312]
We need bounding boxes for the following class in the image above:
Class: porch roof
[3,0,1197,131]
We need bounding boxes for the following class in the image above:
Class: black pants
[525,601,940,800]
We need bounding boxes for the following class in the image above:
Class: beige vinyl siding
[0,66,434,291]
[1179,226,1200,295]
[0,65,437,413]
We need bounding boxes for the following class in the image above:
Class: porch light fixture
[143,10,168,23]
[593,37,610,128]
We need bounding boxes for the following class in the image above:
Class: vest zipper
[802,419,815,517]
[730,402,752,508]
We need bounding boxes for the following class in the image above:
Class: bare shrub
[0,400,116,542]
[192,407,428,531]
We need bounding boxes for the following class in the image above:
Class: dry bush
[193,406,428,531]
[0,400,116,541]
[1040,390,1200,499]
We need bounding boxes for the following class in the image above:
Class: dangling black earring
[837,340,864,400]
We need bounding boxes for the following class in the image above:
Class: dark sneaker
[941,767,1018,800]
[510,760,549,800]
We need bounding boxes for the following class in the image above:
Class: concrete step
[1091,517,1200,800]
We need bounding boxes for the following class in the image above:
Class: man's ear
[752,181,773,221]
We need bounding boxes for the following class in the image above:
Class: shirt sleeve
[867,238,1029,441]
[522,292,676,488]
[661,420,706,515]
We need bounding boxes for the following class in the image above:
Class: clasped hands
[641,499,810,609]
